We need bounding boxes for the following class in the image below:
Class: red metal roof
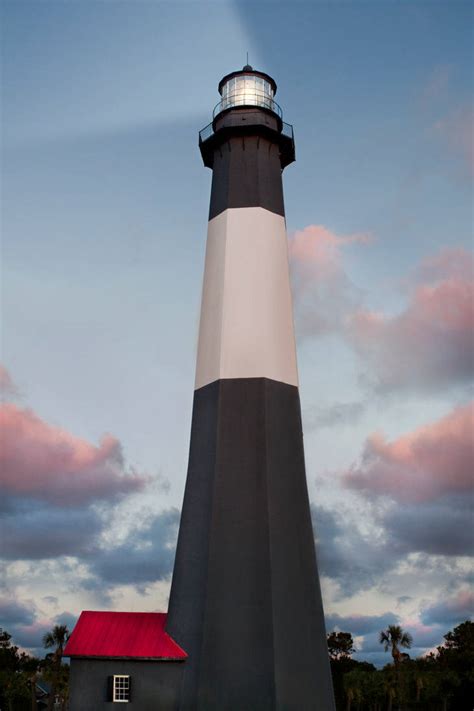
[64,611,187,660]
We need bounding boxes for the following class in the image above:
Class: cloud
[0,401,147,506]
[0,370,175,603]
[1,496,178,594]
[325,611,399,636]
[415,247,473,284]
[2,502,179,610]
[0,596,49,651]
[288,225,370,338]
[54,611,78,632]
[303,400,366,430]
[344,402,473,504]
[342,404,473,558]
[324,612,450,667]
[313,404,473,603]
[9,621,53,651]
[402,622,447,650]
[421,590,473,628]
[397,596,412,605]
[0,501,104,560]
[0,598,78,653]
[0,598,36,627]
[85,508,180,587]
[42,596,58,606]
[384,495,474,557]
[0,369,176,587]
[289,235,472,396]
[312,505,401,597]
[348,248,474,393]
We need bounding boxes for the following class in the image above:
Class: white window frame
[113,675,130,703]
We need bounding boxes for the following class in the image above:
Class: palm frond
[401,632,413,648]
[43,633,55,648]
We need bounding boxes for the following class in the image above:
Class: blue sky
[1,0,472,666]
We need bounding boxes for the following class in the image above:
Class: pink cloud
[344,402,473,503]
[288,225,370,337]
[0,401,146,505]
[289,225,371,271]
[415,247,474,283]
[348,247,474,392]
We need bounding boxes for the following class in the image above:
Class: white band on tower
[195,206,298,390]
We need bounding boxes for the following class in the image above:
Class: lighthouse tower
[166,67,336,710]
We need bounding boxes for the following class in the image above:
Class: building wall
[69,658,184,711]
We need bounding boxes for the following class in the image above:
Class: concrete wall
[69,658,184,711]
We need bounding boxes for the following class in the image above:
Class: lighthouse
[65,66,336,711]
[166,66,336,710]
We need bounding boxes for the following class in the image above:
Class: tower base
[167,378,335,711]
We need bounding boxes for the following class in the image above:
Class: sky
[1,0,473,668]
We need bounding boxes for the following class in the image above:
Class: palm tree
[344,669,365,711]
[379,625,413,665]
[42,625,69,711]
[380,626,412,711]
[380,666,398,711]
[414,668,424,703]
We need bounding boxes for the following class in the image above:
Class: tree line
[1,619,472,710]
[328,621,474,711]
[0,625,69,711]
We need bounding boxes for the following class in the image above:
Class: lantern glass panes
[221,74,274,112]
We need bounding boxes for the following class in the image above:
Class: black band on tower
[167,379,334,710]
[208,135,285,220]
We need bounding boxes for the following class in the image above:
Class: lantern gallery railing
[199,119,294,147]
[199,122,214,143]
[280,121,294,141]
[213,91,284,120]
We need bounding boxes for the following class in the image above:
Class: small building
[64,611,187,710]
